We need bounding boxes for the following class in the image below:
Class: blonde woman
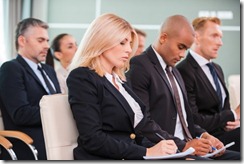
[67,13,181,160]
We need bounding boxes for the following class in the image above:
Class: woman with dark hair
[46,33,77,93]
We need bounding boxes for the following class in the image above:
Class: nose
[179,50,186,58]
[126,43,132,54]
[44,41,50,49]
[217,38,223,46]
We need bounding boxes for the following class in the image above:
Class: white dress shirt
[105,72,143,128]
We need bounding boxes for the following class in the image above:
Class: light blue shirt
[22,57,56,94]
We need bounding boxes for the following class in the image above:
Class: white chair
[228,74,240,109]
[39,94,78,160]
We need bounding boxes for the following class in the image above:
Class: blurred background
[0,0,240,83]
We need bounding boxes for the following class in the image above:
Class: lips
[122,57,128,61]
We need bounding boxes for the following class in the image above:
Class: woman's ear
[54,51,62,60]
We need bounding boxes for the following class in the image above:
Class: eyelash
[120,41,126,45]
[178,46,185,50]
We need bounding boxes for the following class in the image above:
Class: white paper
[143,147,195,160]
[201,142,235,158]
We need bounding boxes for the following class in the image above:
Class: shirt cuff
[231,110,237,120]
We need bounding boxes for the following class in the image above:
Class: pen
[196,136,216,151]
[155,133,181,153]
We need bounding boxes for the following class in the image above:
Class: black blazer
[127,46,205,142]
[176,52,234,134]
[67,67,184,160]
[0,55,61,159]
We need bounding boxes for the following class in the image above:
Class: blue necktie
[206,63,222,110]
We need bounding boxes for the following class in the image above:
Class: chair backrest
[40,94,78,160]
[228,74,240,109]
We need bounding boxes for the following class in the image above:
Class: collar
[151,45,167,70]
[189,49,212,66]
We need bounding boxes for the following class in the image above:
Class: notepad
[143,147,195,160]
[201,142,235,158]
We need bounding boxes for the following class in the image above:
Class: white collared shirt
[190,50,226,108]
[105,72,143,128]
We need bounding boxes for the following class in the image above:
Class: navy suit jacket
[0,55,61,159]
[126,46,205,143]
[176,52,235,135]
[67,67,184,160]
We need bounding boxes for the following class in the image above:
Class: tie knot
[165,65,172,73]
[37,65,43,71]
[206,62,214,69]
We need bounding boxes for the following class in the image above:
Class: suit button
[130,133,136,139]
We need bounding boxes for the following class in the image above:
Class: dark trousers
[215,127,240,152]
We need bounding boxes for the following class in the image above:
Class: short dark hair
[15,18,49,50]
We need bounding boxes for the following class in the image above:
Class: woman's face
[100,34,132,73]
[56,35,77,65]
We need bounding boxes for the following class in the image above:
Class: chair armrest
[0,134,17,160]
[0,130,33,145]
[0,130,38,160]
[0,134,12,149]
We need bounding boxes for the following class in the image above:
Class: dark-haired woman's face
[57,35,77,65]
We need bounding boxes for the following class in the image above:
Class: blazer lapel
[146,47,174,97]
[103,78,135,126]
[213,63,229,97]
[187,53,220,103]
[17,55,47,92]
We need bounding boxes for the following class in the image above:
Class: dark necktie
[37,65,56,94]
[206,63,222,110]
[165,66,192,141]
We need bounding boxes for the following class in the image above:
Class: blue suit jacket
[0,55,61,159]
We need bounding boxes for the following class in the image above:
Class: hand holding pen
[155,133,181,153]
[196,136,216,151]
[198,132,225,157]
[146,133,178,156]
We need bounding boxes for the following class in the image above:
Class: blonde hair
[192,17,221,31]
[69,13,138,80]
